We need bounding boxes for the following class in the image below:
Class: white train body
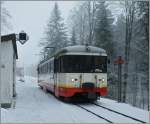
[38,45,108,100]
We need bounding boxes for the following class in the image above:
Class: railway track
[75,104,113,123]
[74,103,146,123]
[92,102,146,123]
[45,90,146,123]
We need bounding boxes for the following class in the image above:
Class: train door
[54,73,58,96]
[54,58,59,97]
[49,60,55,92]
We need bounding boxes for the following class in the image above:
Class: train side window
[57,59,59,72]
[46,63,48,73]
[46,64,48,73]
[43,66,44,73]
[48,63,49,73]
[49,61,52,73]
[38,67,40,74]
[56,58,61,73]
[43,65,45,73]
[51,61,54,73]
[54,59,58,73]
[45,64,46,73]
[59,57,62,72]
[47,63,49,73]
[44,65,46,73]
[48,62,51,73]
[45,63,47,73]
[49,61,51,73]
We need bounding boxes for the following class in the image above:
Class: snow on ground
[77,104,141,123]
[1,76,149,123]
[97,98,150,123]
[1,76,106,123]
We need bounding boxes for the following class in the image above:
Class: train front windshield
[61,55,107,73]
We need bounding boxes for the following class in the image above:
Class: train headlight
[99,78,105,82]
[71,78,75,82]
[102,78,105,82]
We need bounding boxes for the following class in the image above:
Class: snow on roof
[1,33,18,59]
[55,45,107,56]
[39,45,107,65]
[59,45,106,53]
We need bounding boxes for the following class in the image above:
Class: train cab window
[60,55,107,73]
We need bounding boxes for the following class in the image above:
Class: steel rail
[93,103,146,123]
[74,104,113,123]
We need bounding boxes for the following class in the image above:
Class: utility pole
[0,22,1,113]
[114,56,125,102]
[0,1,2,111]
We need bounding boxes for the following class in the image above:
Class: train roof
[55,45,106,56]
[58,45,106,53]
[39,45,107,65]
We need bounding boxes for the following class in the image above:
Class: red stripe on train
[55,87,107,97]
[38,82,107,97]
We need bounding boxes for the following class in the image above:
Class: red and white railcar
[37,45,108,101]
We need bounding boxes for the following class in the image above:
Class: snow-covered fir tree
[94,1,114,59]
[1,2,12,33]
[70,27,77,46]
[44,3,68,56]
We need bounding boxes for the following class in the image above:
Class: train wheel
[59,96,65,101]
[64,97,71,103]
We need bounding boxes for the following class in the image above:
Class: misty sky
[3,1,77,68]
[2,1,122,68]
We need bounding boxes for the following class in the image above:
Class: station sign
[18,30,29,45]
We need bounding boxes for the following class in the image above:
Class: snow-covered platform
[1,76,149,123]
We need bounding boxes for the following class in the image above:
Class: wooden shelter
[1,34,18,108]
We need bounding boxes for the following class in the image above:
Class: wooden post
[114,56,125,102]
[0,31,1,108]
